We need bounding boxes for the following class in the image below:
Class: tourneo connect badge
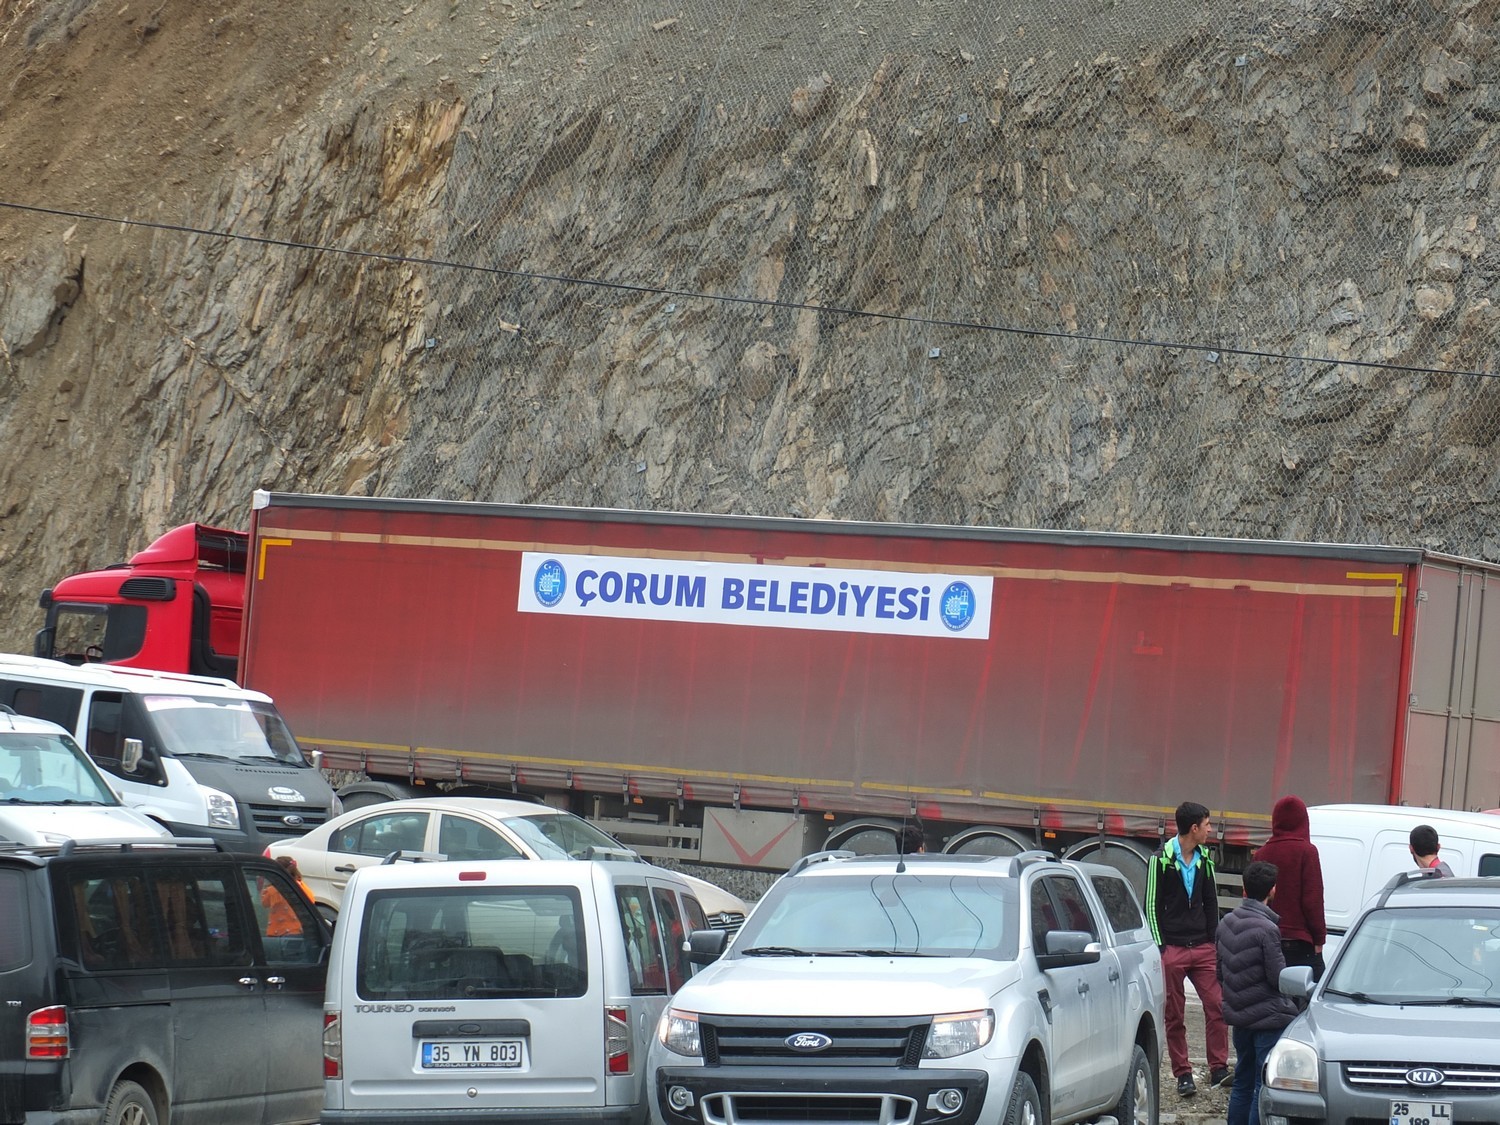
[517,552,993,640]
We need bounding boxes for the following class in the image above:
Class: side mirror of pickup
[121,739,145,774]
[1036,930,1102,970]
[687,928,729,965]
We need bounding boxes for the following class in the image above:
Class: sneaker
[1176,1074,1197,1097]
[1210,1066,1233,1089]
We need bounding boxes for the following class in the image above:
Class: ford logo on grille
[785,1033,833,1053]
[1407,1068,1446,1088]
[281,814,306,828]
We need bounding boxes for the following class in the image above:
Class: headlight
[658,1008,701,1057]
[204,788,241,830]
[1265,1037,1320,1092]
[924,1009,995,1059]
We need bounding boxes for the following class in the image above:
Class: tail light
[605,1006,630,1075]
[323,1012,342,1078]
[27,1006,70,1059]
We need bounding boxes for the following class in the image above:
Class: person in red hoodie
[1252,795,1327,979]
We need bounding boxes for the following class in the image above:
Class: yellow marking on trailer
[1346,571,1404,635]
[256,524,1405,604]
[862,781,976,797]
[256,537,292,581]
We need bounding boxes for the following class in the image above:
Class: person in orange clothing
[264,855,315,936]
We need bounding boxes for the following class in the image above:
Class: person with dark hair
[1410,824,1454,876]
[1252,795,1327,980]
[897,823,925,855]
[1216,861,1298,1125]
[1145,800,1230,1097]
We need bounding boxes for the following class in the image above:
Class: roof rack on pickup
[1374,865,1445,907]
[787,849,856,877]
[1008,850,1061,875]
[0,837,222,860]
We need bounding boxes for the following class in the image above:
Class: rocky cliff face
[3,0,1499,651]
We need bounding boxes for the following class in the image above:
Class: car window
[1090,873,1145,933]
[503,811,629,859]
[1045,876,1099,940]
[437,814,524,861]
[0,679,83,730]
[333,811,430,857]
[0,868,29,971]
[682,894,708,934]
[244,869,324,964]
[1030,881,1061,950]
[1329,905,1500,1001]
[734,873,1018,959]
[617,885,670,994]
[653,887,690,992]
[357,885,587,1000]
[1480,854,1500,878]
[65,865,250,969]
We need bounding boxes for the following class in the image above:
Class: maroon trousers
[1162,942,1229,1077]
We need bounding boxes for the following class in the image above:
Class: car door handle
[1077,980,1090,994]
[238,977,259,989]
[266,975,287,989]
[334,864,356,874]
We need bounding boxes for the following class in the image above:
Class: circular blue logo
[939,581,977,632]
[534,559,567,607]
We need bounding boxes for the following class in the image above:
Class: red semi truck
[35,490,1500,886]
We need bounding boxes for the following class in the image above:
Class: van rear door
[0,863,35,1123]
[340,876,606,1114]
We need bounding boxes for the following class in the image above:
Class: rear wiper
[1402,996,1500,1007]
[1321,988,1390,1004]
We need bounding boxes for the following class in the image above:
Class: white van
[323,857,710,1124]
[1309,803,1500,956]
[0,708,168,844]
[0,654,337,851]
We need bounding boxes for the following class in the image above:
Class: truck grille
[247,803,329,838]
[707,911,747,936]
[701,1092,917,1125]
[702,1016,927,1068]
[1345,1062,1500,1091]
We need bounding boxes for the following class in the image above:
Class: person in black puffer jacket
[1216,861,1299,1125]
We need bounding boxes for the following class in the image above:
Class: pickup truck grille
[1345,1062,1500,1091]
[702,1015,927,1067]
[247,803,329,838]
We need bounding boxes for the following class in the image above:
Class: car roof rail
[379,849,450,865]
[787,849,856,877]
[48,837,222,857]
[1008,850,1060,876]
[1374,866,1443,908]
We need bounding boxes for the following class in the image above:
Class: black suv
[0,838,330,1125]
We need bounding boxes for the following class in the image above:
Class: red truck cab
[36,523,247,680]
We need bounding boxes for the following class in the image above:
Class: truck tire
[1003,1070,1042,1125]
[1111,1044,1156,1125]
[104,1079,159,1125]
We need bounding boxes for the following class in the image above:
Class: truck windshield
[0,731,121,805]
[732,873,1019,960]
[141,695,309,766]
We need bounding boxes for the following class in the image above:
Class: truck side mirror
[687,928,729,965]
[121,738,144,774]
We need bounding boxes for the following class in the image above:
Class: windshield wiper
[739,946,854,957]
[837,949,938,957]
[1401,996,1500,1007]
[1321,988,1391,1004]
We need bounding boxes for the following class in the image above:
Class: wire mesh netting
[9,0,1500,554]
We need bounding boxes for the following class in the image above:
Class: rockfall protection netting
[27,0,1500,552]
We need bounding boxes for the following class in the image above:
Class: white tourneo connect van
[1309,802,1500,957]
[0,707,169,844]
[323,856,713,1124]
